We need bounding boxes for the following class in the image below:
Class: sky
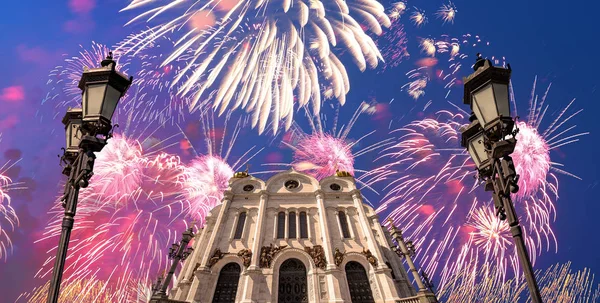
[0,0,599,301]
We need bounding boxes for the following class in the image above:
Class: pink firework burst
[512,122,551,199]
[376,80,585,288]
[35,148,188,301]
[181,155,234,223]
[280,103,391,192]
[293,134,355,180]
[85,134,145,207]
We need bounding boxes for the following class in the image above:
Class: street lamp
[388,220,431,296]
[151,226,195,302]
[47,53,133,303]
[460,54,542,303]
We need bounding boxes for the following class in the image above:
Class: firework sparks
[410,8,428,27]
[401,34,501,100]
[437,3,458,24]
[18,278,118,303]
[181,155,234,223]
[119,0,391,134]
[438,262,600,302]
[374,82,586,288]
[389,2,407,20]
[43,42,129,113]
[292,133,355,180]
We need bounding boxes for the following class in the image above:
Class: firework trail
[118,0,391,135]
[373,80,586,287]
[401,34,504,100]
[33,127,189,301]
[436,2,458,24]
[32,108,263,300]
[0,133,24,262]
[42,42,130,117]
[262,102,392,199]
[438,262,600,302]
[178,110,262,224]
[18,278,121,303]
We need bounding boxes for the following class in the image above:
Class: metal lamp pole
[460,54,542,303]
[47,53,132,303]
[388,220,428,292]
[152,227,195,300]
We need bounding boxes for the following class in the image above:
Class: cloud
[0,86,25,103]
[68,0,96,14]
[15,45,50,65]
[63,18,96,34]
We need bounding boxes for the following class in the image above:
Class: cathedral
[162,169,438,303]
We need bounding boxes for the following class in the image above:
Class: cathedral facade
[167,169,436,303]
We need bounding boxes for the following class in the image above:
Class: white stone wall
[171,169,417,303]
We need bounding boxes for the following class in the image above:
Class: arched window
[338,211,351,239]
[278,258,308,302]
[385,262,397,280]
[288,212,297,238]
[212,262,241,303]
[277,212,286,239]
[345,261,375,303]
[299,212,308,239]
[233,212,246,240]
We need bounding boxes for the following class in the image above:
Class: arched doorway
[278,258,308,303]
[345,261,375,303]
[212,262,241,303]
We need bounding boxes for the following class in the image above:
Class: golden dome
[233,171,250,178]
[335,170,352,177]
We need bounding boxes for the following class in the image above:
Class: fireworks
[119,0,391,134]
[389,2,407,20]
[292,133,355,180]
[437,3,458,24]
[0,160,19,262]
[374,81,586,287]
[43,42,128,113]
[410,8,428,27]
[86,134,145,207]
[34,130,188,300]
[18,278,117,303]
[271,102,393,198]
[438,262,600,302]
[181,155,234,223]
[402,34,502,100]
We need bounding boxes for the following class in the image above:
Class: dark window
[243,184,254,192]
[299,212,308,239]
[345,262,374,303]
[277,212,286,239]
[338,211,351,238]
[233,212,246,239]
[212,263,241,303]
[284,180,299,190]
[385,262,396,280]
[288,212,297,238]
[278,259,308,302]
[330,183,341,191]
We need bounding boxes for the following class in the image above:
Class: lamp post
[47,53,133,303]
[151,226,195,302]
[460,54,542,303]
[388,221,427,292]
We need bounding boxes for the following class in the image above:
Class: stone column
[284,210,289,241]
[198,192,233,270]
[315,190,335,269]
[350,190,385,268]
[250,191,268,270]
